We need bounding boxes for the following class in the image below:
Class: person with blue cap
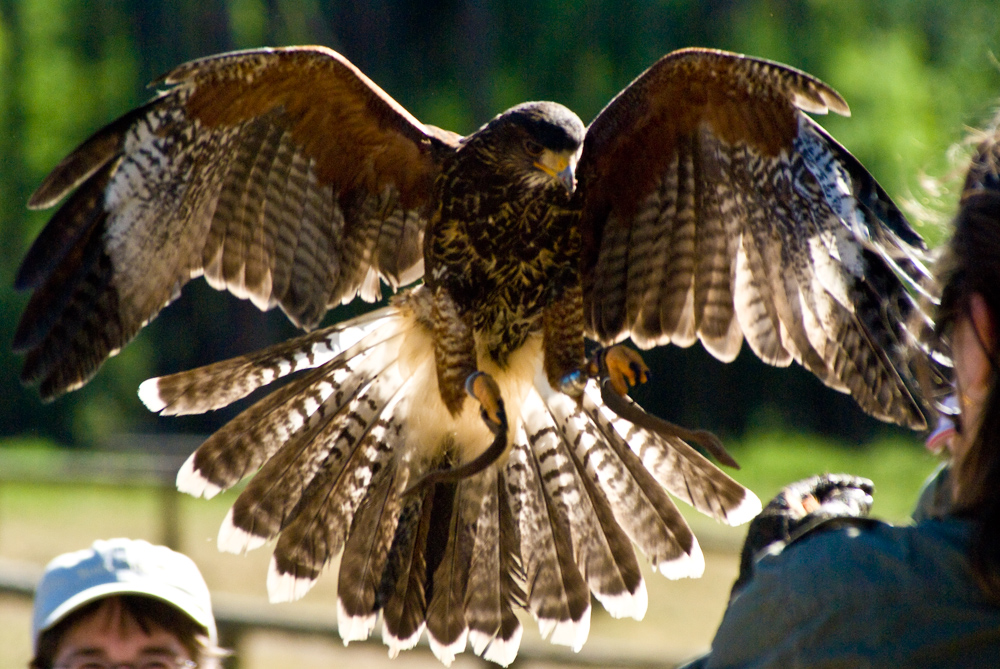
[30,538,225,669]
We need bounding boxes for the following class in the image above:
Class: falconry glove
[732,473,875,597]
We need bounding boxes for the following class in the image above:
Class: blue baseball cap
[32,538,217,649]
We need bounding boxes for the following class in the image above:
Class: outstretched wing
[575,47,932,429]
[14,46,460,400]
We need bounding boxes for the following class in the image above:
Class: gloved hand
[731,474,875,596]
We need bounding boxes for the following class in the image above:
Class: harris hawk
[14,46,933,665]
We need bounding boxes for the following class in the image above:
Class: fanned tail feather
[581,383,761,526]
[520,385,647,616]
[490,481,526,665]
[149,291,762,666]
[140,307,396,415]
[380,489,433,657]
[505,427,591,651]
[335,449,407,642]
[172,311,406,498]
[464,469,525,666]
[425,474,491,665]
[380,478,463,656]
[218,375,389,554]
[176,363,358,499]
[538,381,700,581]
[266,372,410,602]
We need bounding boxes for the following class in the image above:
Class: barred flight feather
[505,429,591,651]
[582,384,762,527]
[732,233,792,366]
[139,307,395,415]
[215,373,374,552]
[690,131,741,361]
[589,216,631,343]
[521,386,647,618]
[172,314,404,499]
[175,364,356,500]
[625,167,676,348]
[654,139,698,348]
[219,368,403,559]
[266,372,411,602]
[15,45,941,669]
[464,468,525,666]
[565,385,703,578]
[336,442,406,641]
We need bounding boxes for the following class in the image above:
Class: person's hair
[933,113,1000,601]
[29,594,224,669]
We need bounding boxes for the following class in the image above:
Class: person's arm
[731,474,874,597]
[911,463,953,522]
[677,474,876,669]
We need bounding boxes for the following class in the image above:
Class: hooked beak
[534,152,577,193]
[556,163,575,192]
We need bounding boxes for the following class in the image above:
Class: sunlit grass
[0,431,941,549]
[0,434,943,667]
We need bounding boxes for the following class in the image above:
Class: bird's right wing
[14,46,460,400]
[574,48,934,429]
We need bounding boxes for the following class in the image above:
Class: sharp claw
[481,405,507,434]
[597,345,650,396]
[630,361,649,384]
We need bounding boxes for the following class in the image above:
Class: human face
[51,597,194,669]
[950,293,996,468]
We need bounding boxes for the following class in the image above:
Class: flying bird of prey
[14,46,932,665]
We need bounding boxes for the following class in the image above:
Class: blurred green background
[1,1,997,666]
[3,0,999,450]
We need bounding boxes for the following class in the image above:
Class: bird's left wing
[575,48,932,429]
[14,46,460,400]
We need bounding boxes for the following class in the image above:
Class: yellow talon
[594,345,650,396]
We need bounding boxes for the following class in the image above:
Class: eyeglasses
[54,658,196,669]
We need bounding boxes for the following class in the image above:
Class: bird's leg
[539,286,699,448]
[542,283,588,395]
[589,345,650,395]
[406,288,509,494]
[428,288,508,433]
[429,286,481,417]
[566,342,741,470]
[406,373,508,493]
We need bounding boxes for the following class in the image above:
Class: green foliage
[18,0,139,182]
[1,0,998,449]
[227,0,267,47]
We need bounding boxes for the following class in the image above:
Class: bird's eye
[524,140,544,156]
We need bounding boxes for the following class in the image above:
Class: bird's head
[468,101,585,194]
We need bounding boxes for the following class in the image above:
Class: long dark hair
[933,119,1000,601]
